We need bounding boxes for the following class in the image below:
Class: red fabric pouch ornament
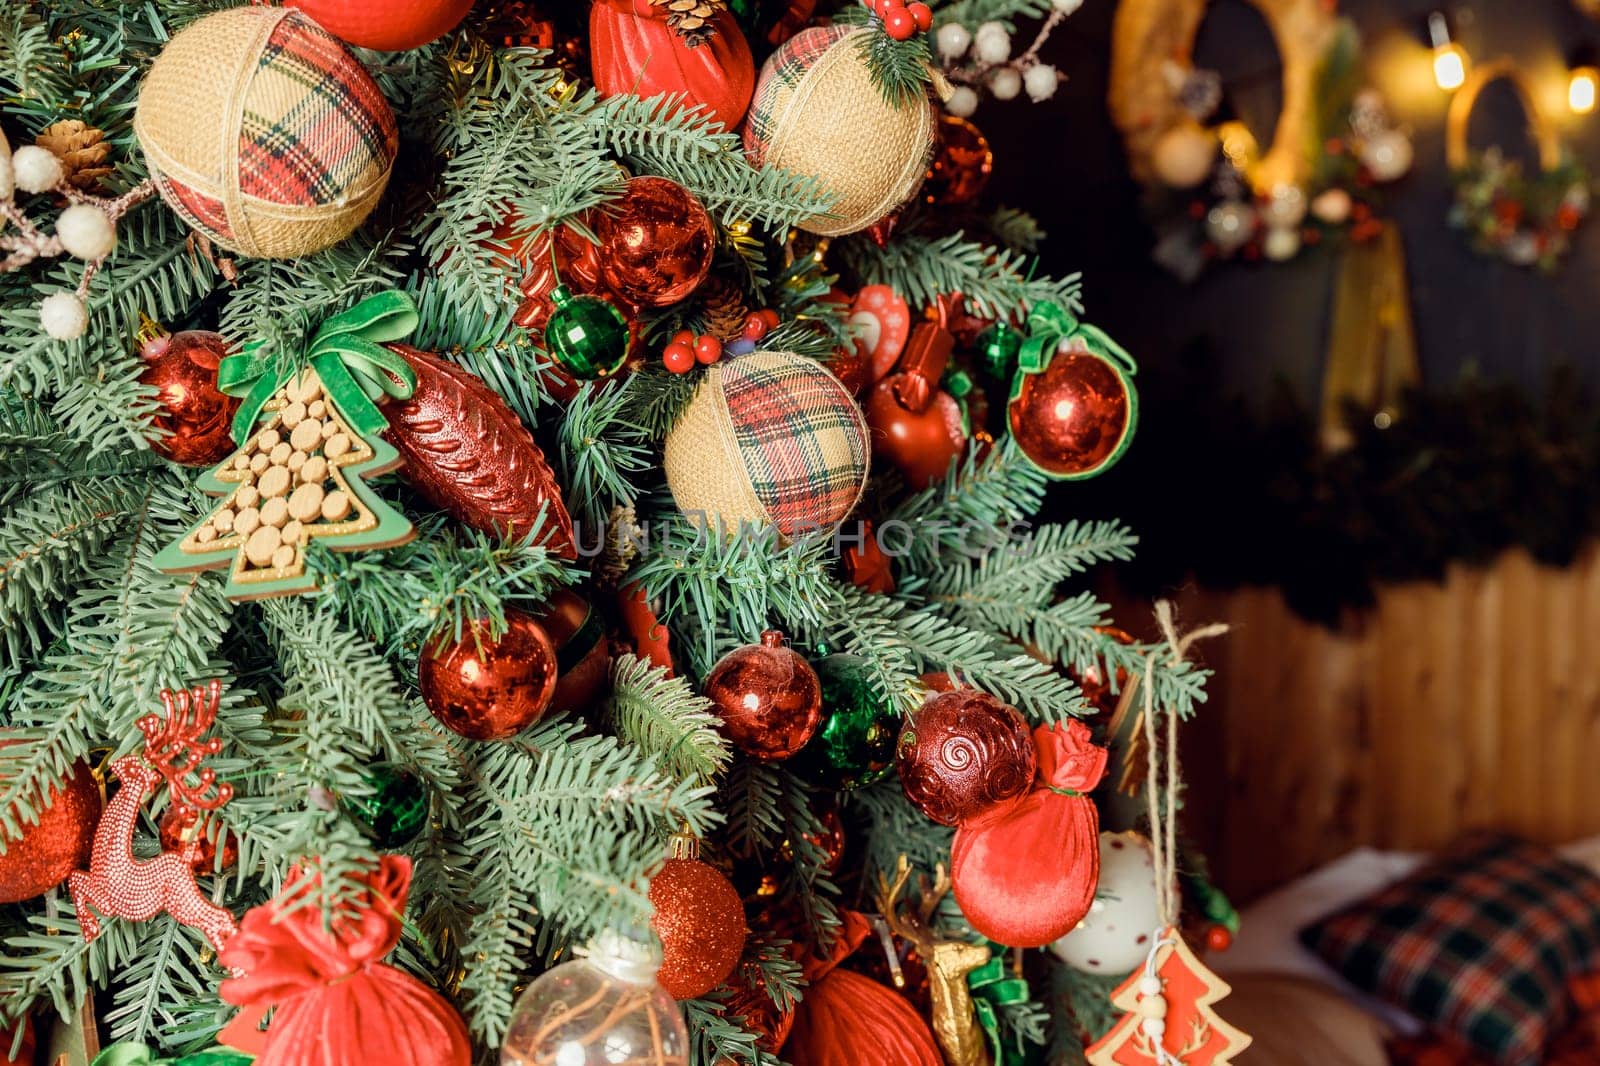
[950,721,1107,948]
[217,855,471,1066]
[782,910,944,1066]
[589,0,755,132]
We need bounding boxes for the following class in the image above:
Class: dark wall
[984,0,1600,404]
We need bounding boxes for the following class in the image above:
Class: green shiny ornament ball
[977,321,1022,381]
[544,285,632,379]
[344,763,429,848]
[791,654,898,790]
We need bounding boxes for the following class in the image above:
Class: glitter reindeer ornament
[68,680,239,950]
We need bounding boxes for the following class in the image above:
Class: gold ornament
[877,857,993,1066]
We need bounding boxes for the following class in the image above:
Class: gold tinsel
[36,120,112,190]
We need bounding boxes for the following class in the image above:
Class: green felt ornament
[791,654,898,790]
[344,764,429,849]
[544,286,632,379]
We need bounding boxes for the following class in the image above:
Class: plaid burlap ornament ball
[134,6,398,259]
[664,350,870,538]
[743,25,935,236]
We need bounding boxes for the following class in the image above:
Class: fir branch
[987,206,1047,253]
[685,998,789,1066]
[0,913,141,1030]
[932,0,1051,30]
[928,520,1139,605]
[885,437,1049,578]
[305,520,574,662]
[853,23,935,108]
[838,229,1082,321]
[558,380,654,529]
[627,514,841,674]
[103,921,220,1048]
[0,476,144,665]
[723,760,784,860]
[773,768,842,946]
[621,364,699,440]
[604,654,732,784]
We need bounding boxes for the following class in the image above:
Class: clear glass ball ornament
[501,932,689,1066]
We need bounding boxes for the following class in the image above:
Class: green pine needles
[0,0,1211,1061]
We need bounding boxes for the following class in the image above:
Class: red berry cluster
[661,309,781,374]
[864,0,931,41]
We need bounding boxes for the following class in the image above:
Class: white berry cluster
[0,135,126,341]
[934,0,1081,118]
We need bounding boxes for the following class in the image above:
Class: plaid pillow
[1302,835,1600,1065]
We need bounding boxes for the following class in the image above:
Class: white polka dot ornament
[1049,831,1162,977]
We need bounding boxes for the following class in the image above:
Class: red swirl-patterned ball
[0,752,102,904]
[139,330,239,468]
[895,688,1036,826]
[650,853,749,1000]
[595,177,716,308]
[418,610,559,741]
[704,630,822,761]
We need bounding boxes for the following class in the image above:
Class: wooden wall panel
[1160,548,1600,904]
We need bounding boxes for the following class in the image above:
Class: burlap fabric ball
[743,25,935,237]
[664,350,870,538]
[134,6,398,259]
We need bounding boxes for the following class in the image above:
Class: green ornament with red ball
[1007,303,1139,480]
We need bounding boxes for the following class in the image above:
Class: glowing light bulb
[1428,13,1467,91]
[1433,45,1466,91]
[1572,66,1599,115]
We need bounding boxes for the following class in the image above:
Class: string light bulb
[1570,45,1599,115]
[1428,12,1467,91]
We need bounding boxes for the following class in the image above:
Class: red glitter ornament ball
[534,588,611,714]
[158,807,239,874]
[895,688,1036,826]
[924,113,993,206]
[418,609,558,741]
[286,0,473,50]
[1007,345,1137,480]
[139,331,239,468]
[0,752,102,904]
[595,177,715,308]
[704,630,822,761]
[650,846,749,1000]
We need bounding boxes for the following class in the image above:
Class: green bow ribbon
[218,290,420,445]
[93,1044,255,1066]
[1011,301,1137,398]
[968,955,1034,1066]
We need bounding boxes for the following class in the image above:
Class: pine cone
[651,0,726,46]
[36,120,112,190]
[699,277,750,342]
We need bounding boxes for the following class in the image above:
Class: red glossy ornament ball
[694,334,723,365]
[865,376,966,488]
[884,7,915,37]
[158,807,239,874]
[1007,345,1136,479]
[704,630,822,761]
[1205,924,1233,952]
[924,114,993,207]
[909,2,932,30]
[895,688,1036,826]
[285,0,474,50]
[650,854,749,999]
[596,177,715,308]
[140,331,239,468]
[418,609,558,740]
[0,753,102,904]
[535,589,611,715]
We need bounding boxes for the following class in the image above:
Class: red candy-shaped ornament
[704,630,822,761]
[895,687,1035,826]
[590,0,755,131]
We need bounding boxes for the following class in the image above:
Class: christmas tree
[0,2,1223,1064]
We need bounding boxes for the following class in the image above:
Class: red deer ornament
[68,680,239,950]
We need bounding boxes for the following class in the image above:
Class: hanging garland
[1069,359,1600,626]
[1107,1,1412,280]
[1446,59,1591,271]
